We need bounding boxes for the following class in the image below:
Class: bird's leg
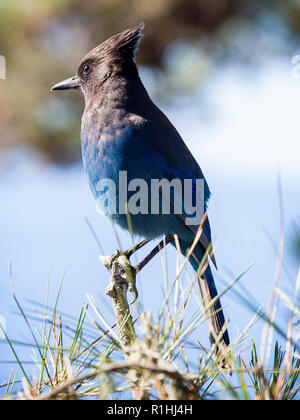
[100,236,173,305]
[124,236,173,303]
[99,239,150,269]
[124,239,154,301]
[124,239,151,258]
[134,235,173,273]
[99,239,150,304]
[100,251,139,305]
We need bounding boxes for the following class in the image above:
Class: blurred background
[1,0,300,387]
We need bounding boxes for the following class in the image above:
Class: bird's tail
[179,241,230,362]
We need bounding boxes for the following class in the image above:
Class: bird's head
[51,23,144,96]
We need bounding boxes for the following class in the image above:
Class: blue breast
[81,123,210,241]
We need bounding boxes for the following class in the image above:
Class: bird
[51,23,230,358]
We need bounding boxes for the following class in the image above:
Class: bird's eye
[82,64,91,74]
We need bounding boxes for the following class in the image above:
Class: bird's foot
[125,265,138,305]
[99,249,138,304]
[117,256,138,304]
[99,249,124,269]
[100,237,172,305]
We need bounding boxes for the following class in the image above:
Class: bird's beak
[51,75,80,91]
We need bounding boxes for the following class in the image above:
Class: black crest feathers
[96,23,145,60]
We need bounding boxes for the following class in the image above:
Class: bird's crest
[93,23,145,60]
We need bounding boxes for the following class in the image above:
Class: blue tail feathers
[175,240,230,348]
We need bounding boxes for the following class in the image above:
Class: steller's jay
[51,23,230,356]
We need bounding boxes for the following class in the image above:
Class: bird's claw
[126,265,138,304]
[100,250,139,304]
